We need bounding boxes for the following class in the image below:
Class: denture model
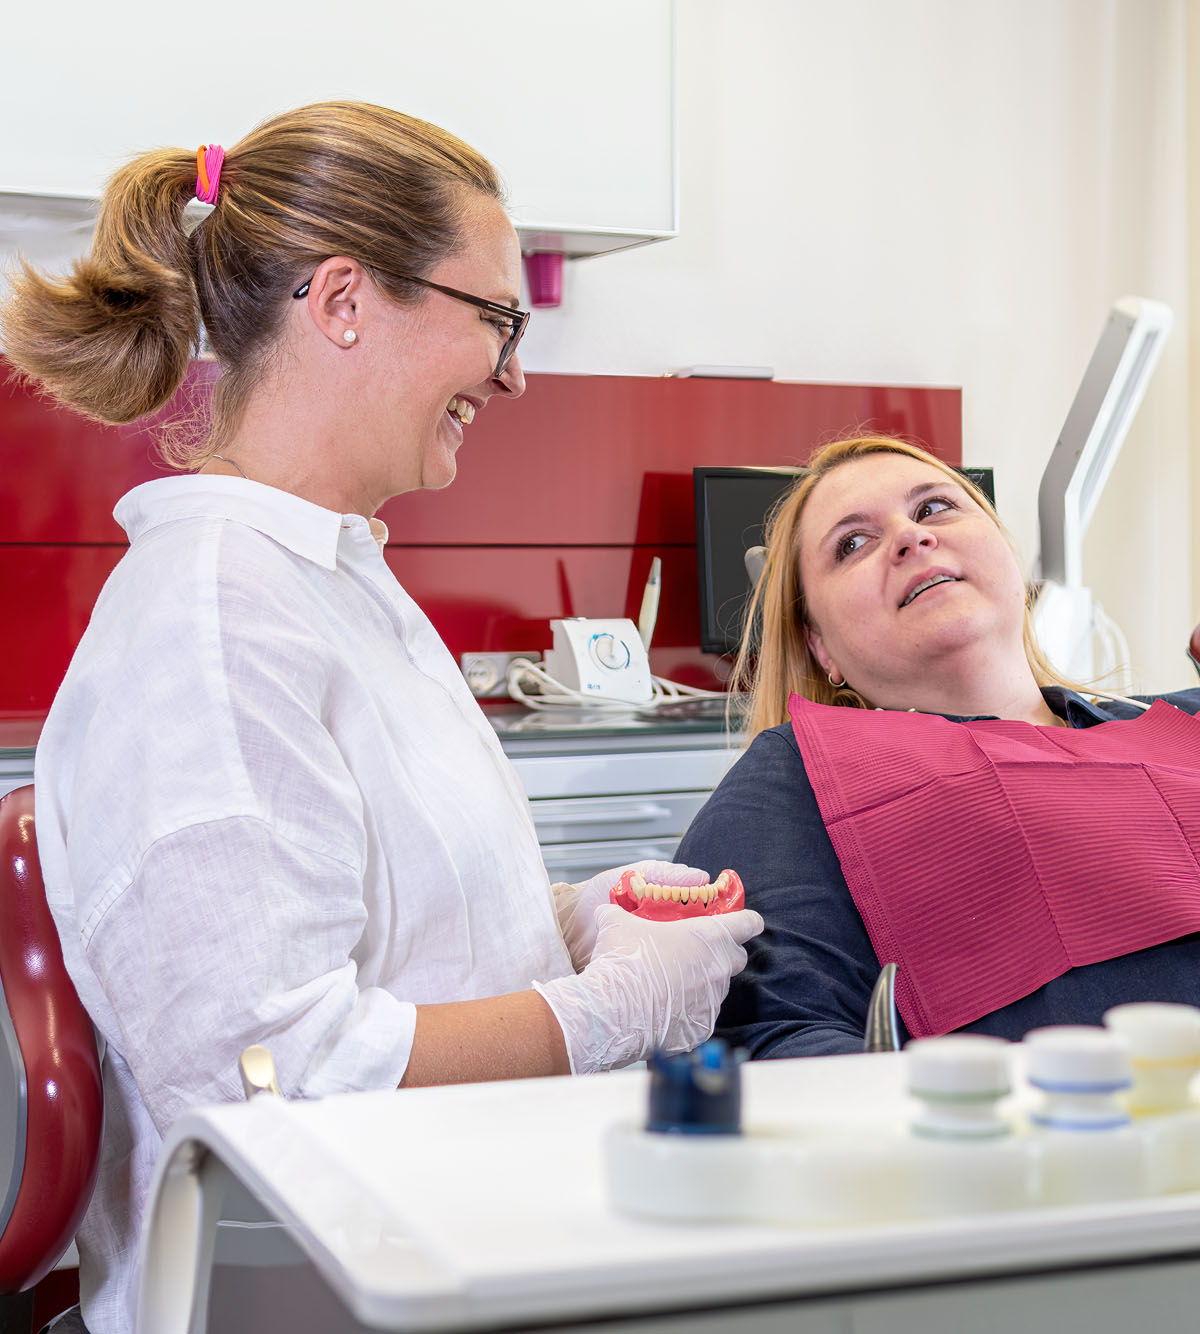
[610,868,745,922]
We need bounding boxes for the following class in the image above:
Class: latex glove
[533,903,764,1074]
[551,860,711,972]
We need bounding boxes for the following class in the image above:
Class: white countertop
[140,1052,1200,1331]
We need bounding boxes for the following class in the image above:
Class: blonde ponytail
[1,101,504,464]
[2,149,200,423]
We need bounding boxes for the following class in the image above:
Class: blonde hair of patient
[0,101,503,468]
[729,435,1085,741]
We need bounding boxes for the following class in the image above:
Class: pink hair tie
[195,144,226,205]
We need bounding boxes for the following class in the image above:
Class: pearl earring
[343,329,357,344]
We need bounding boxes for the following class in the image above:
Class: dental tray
[137,1050,1200,1331]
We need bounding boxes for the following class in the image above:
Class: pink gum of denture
[610,868,745,922]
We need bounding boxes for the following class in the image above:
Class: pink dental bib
[788,694,1200,1037]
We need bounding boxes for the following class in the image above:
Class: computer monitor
[694,466,804,655]
[694,463,996,657]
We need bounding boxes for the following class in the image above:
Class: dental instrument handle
[863,962,901,1053]
[239,1044,282,1099]
[638,557,661,651]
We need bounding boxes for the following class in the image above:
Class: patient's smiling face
[796,453,1029,706]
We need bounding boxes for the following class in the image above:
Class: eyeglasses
[293,271,529,379]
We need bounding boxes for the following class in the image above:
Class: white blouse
[34,475,571,1333]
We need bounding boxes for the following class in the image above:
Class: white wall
[4,0,1190,688]
[518,0,1193,692]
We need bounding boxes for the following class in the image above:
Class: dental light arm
[1038,297,1172,590]
[1033,297,1172,682]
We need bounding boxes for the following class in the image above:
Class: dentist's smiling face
[357,192,526,500]
[796,452,1028,706]
[405,194,526,493]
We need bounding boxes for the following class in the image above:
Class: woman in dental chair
[676,434,1200,1058]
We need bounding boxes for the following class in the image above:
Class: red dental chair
[0,786,103,1333]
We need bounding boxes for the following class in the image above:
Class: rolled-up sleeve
[80,816,416,1133]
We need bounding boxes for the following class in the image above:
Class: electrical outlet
[460,652,540,699]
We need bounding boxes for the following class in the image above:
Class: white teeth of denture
[628,872,721,903]
[447,397,475,424]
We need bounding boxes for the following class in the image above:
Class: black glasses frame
[293,271,529,378]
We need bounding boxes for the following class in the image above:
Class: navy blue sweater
[676,688,1200,1058]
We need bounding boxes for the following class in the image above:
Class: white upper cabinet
[0,0,676,261]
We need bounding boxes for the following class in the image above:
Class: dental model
[610,867,745,921]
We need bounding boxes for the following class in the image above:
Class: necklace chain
[210,453,249,480]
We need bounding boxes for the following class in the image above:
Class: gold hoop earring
[827,670,846,689]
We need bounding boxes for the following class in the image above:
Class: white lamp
[1033,297,1173,682]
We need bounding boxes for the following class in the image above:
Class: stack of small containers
[605,1003,1200,1224]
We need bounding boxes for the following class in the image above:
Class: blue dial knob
[591,633,631,671]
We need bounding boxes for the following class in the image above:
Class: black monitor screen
[693,464,995,657]
[960,467,995,507]
[694,466,803,656]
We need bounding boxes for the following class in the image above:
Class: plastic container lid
[646,1040,742,1135]
[1025,1026,1132,1092]
[1102,1003,1200,1063]
[906,1035,1012,1099]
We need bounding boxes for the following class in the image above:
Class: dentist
[1,101,761,1334]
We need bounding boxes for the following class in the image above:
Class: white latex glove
[533,903,764,1074]
[551,860,711,972]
